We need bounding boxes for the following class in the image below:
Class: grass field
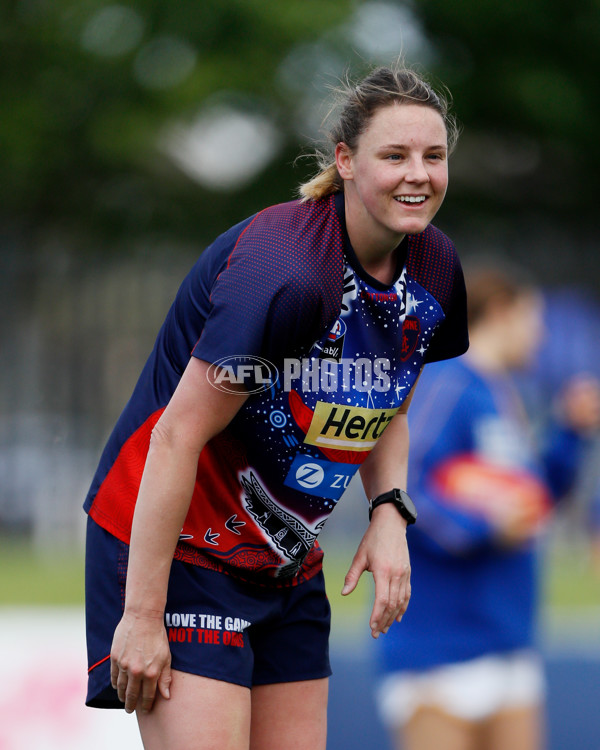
[0,537,85,605]
[543,544,600,610]
[0,535,599,617]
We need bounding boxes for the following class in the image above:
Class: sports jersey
[376,356,588,672]
[84,193,468,585]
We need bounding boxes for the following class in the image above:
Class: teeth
[397,195,426,203]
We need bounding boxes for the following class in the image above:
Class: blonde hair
[298,64,459,202]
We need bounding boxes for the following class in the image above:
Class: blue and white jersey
[376,356,588,671]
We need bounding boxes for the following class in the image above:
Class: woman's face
[336,103,449,251]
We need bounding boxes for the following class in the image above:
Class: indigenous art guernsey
[84,192,467,584]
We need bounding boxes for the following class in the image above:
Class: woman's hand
[108,358,248,715]
[341,503,411,639]
[110,610,172,714]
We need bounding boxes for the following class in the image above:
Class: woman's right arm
[110,356,248,714]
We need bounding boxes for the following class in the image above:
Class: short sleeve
[192,212,333,371]
[406,225,469,365]
[425,258,469,363]
[193,254,323,367]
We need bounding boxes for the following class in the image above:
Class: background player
[375,261,600,750]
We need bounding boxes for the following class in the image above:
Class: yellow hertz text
[304,401,399,452]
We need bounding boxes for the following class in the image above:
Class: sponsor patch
[303,401,399,452]
[284,454,356,500]
[319,318,346,362]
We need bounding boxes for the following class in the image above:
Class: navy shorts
[85,517,332,708]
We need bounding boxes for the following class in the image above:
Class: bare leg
[250,678,328,750]
[401,705,480,750]
[137,669,251,750]
[484,706,544,750]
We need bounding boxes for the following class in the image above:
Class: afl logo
[207,355,279,394]
[327,319,347,341]
[295,463,325,489]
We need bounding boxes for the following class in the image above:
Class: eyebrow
[380,143,448,151]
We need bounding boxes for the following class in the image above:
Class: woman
[375,263,600,750]
[84,63,469,749]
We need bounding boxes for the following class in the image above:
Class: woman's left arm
[342,382,418,639]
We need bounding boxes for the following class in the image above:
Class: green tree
[0,0,353,248]
[414,0,599,223]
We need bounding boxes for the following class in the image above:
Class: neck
[343,196,405,285]
[358,250,399,285]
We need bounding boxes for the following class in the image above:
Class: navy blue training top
[85,193,468,585]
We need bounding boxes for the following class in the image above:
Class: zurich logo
[295,463,325,489]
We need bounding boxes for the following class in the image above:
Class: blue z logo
[284,455,356,500]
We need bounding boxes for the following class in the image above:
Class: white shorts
[376,650,546,726]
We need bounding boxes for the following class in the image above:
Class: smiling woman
[299,66,458,198]
[299,65,458,283]
[83,60,468,750]
[336,104,449,266]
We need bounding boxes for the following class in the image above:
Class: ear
[335,142,354,181]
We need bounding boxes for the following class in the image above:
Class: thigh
[484,705,544,750]
[403,705,479,750]
[137,669,251,750]
[250,678,328,750]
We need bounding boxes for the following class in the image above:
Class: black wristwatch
[368,488,417,524]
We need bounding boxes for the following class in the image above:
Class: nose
[405,156,430,184]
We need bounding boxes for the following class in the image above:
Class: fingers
[109,615,172,714]
[341,551,366,596]
[158,663,172,701]
[110,654,171,714]
[111,656,144,714]
[140,669,159,715]
[110,656,119,693]
[369,564,411,639]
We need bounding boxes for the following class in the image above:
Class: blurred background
[0,0,599,747]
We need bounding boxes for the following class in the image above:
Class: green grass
[323,551,371,620]
[0,537,598,614]
[0,538,85,605]
[543,543,600,611]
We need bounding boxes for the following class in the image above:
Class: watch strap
[368,488,417,524]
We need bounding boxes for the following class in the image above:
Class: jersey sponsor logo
[400,315,421,361]
[360,290,398,302]
[295,462,325,489]
[284,454,356,500]
[320,318,346,362]
[303,401,399,452]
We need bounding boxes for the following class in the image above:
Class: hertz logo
[304,401,399,452]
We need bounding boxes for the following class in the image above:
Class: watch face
[397,490,417,522]
[369,489,416,523]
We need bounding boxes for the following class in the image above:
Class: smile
[395,195,427,204]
